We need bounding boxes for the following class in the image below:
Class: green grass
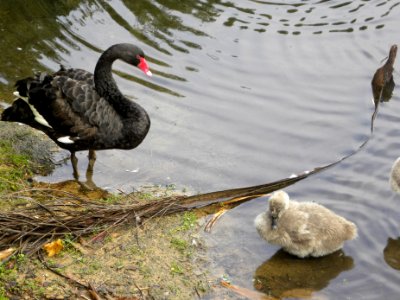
[0,142,32,192]
[101,194,123,204]
[170,238,189,252]
[170,261,184,275]
[136,192,154,201]
[169,212,197,236]
[0,254,44,299]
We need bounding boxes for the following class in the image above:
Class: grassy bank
[0,122,211,299]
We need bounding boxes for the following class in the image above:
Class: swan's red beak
[138,57,152,77]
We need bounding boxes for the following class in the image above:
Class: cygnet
[254,190,357,258]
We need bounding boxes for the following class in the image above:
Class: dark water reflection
[0,1,80,98]
[384,237,400,270]
[254,249,354,297]
[1,0,400,298]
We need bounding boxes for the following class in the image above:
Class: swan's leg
[70,151,79,180]
[85,149,97,188]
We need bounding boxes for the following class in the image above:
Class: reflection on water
[253,249,354,297]
[384,237,400,270]
[1,0,398,97]
[0,1,80,99]
[229,0,397,35]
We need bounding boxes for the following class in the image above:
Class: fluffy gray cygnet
[254,190,357,258]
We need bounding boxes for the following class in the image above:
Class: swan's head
[389,44,397,62]
[112,43,152,77]
[269,190,290,220]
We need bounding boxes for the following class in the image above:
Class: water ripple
[225,0,400,35]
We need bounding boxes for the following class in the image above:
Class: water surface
[1,0,400,298]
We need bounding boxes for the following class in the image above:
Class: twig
[132,279,145,299]
[38,251,88,289]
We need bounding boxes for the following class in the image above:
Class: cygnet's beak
[271,216,278,229]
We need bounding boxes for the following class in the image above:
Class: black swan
[1,43,152,188]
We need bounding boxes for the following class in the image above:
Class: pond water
[1,0,400,298]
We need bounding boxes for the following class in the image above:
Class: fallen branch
[0,175,305,255]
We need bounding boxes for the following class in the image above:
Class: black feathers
[1,44,152,187]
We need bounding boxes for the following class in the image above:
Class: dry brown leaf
[43,239,64,257]
[0,248,15,261]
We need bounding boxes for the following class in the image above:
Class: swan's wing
[50,75,123,140]
[54,66,94,85]
[52,75,98,115]
[52,67,124,136]
[15,74,99,141]
[12,69,123,143]
[54,77,101,138]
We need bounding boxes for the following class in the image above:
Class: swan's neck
[93,45,150,139]
[94,50,132,116]
[95,49,119,96]
[386,46,397,67]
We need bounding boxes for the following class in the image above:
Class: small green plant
[75,256,87,264]
[114,260,125,270]
[170,238,188,252]
[0,264,15,281]
[170,212,197,233]
[102,194,122,204]
[137,192,153,200]
[0,142,32,192]
[15,253,26,264]
[181,212,197,230]
[170,262,184,275]
[63,233,74,245]
[0,254,46,298]
[21,279,45,296]
[0,289,9,300]
[62,233,81,257]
